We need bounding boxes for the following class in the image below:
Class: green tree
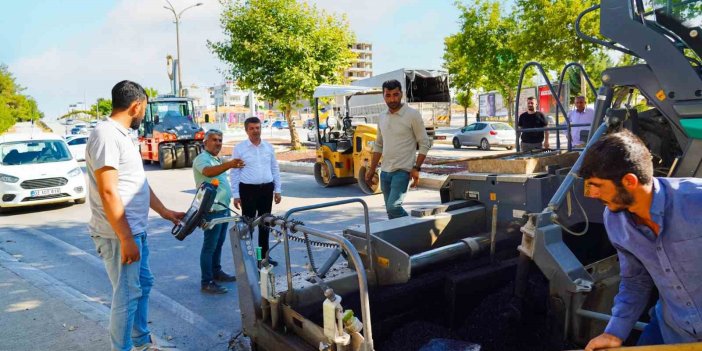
[454,90,472,127]
[0,64,42,133]
[514,0,605,99]
[209,0,356,149]
[90,98,112,119]
[145,87,159,99]
[448,1,523,121]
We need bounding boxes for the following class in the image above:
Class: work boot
[132,335,161,351]
[214,271,236,282]
[201,281,228,294]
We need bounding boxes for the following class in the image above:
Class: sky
[0,0,462,120]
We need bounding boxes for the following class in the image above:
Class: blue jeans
[380,170,410,219]
[92,232,154,351]
[201,210,230,285]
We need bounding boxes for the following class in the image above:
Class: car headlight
[67,167,82,177]
[0,173,19,183]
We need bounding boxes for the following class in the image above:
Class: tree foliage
[445,0,614,119]
[445,1,522,120]
[90,98,112,118]
[0,64,42,133]
[145,87,159,99]
[210,0,356,149]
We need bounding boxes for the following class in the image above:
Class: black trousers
[239,182,274,258]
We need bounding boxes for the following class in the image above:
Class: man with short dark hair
[581,130,702,350]
[87,80,185,351]
[230,117,282,265]
[517,97,549,152]
[568,96,595,147]
[192,129,244,294]
[365,79,432,219]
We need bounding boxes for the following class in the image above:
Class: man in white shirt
[568,95,595,147]
[230,117,282,266]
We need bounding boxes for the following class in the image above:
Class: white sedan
[0,133,86,212]
[66,135,88,161]
[452,121,516,150]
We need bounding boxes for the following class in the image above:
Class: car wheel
[75,198,86,204]
[506,145,514,150]
[480,138,491,151]
[452,138,461,149]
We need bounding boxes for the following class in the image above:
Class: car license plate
[31,188,61,197]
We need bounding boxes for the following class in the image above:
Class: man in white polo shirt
[230,117,282,266]
[86,80,184,351]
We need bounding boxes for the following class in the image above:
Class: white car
[452,121,516,150]
[66,135,88,161]
[0,133,86,212]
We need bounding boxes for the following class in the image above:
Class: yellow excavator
[311,85,383,195]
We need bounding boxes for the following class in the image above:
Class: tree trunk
[464,107,468,127]
[284,107,302,150]
[580,69,588,99]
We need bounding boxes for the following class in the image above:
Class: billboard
[538,83,569,116]
[478,92,508,118]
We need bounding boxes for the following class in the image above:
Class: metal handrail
[264,216,375,351]
[514,62,574,152]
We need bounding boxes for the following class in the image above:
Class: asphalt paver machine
[216,1,702,350]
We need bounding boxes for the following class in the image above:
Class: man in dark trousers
[230,117,282,266]
[517,97,549,152]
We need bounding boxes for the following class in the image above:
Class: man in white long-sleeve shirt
[230,117,282,265]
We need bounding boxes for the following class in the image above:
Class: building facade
[345,42,373,82]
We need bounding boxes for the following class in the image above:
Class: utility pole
[164,0,202,97]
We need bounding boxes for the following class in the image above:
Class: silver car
[452,122,516,150]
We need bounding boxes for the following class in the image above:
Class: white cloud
[11,0,457,120]
[12,0,226,120]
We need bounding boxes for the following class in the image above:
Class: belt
[241,182,273,188]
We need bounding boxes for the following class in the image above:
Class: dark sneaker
[201,281,228,294]
[214,271,236,282]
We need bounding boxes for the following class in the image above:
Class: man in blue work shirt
[192,129,244,294]
[580,130,702,350]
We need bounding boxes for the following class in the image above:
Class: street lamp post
[164,0,203,97]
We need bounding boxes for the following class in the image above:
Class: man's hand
[365,167,377,188]
[543,141,550,150]
[274,193,282,204]
[410,168,420,188]
[226,158,245,169]
[585,333,622,351]
[233,198,241,210]
[120,237,140,265]
[160,209,185,225]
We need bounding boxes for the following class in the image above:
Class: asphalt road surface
[0,148,441,350]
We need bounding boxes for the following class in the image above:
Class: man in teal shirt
[193,129,244,294]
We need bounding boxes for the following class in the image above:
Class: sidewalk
[0,251,110,351]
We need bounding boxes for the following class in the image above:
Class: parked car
[89,120,98,128]
[261,119,271,128]
[0,133,86,212]
[70,125,88,135]
[272,120,289,129]
[66,135,88,161]
[65,118,75,125]
[452,122,516,150]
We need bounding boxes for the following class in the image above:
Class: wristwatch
[412,165,421,172]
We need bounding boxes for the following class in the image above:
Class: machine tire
[314,159,339,187]
[74,197,86,204]
[174,144,186,168]
[506,145,514,150]
[452,138,461,149]
[158,144,175,169]
[480,138,491,151]
[185,143,199,167]
[358,166,381,195]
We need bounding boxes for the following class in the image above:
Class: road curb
[277,161,447,190]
